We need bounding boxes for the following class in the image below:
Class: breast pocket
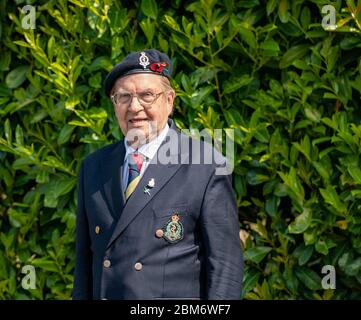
[153,204,189,218]
[153,204,189,244]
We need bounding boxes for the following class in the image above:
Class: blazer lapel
[100,141,126,220]
[106,123,188,249]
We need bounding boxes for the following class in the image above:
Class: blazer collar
[100,140,126,220]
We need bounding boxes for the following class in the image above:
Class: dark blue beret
[104,49,173,96]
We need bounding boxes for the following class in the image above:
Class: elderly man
[73,49,243,300]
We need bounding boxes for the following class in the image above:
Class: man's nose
[128,95,143,112]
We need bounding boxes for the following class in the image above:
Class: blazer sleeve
[200,165,243,299]
[72,161,93,300]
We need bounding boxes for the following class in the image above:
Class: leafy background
[0,0,361,299]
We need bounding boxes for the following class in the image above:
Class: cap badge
[139,52,150,69]
[163,214,183,243]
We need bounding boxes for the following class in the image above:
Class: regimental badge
[139,51,150,69]
[163,214,183,243]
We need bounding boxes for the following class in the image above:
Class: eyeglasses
[111,91,165,106]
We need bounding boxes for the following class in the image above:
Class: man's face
[111,73,175,145]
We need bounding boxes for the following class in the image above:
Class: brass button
[134,262,143,271]
[155,229,164,238]
[95,226,100,234]
[103,259,111,268]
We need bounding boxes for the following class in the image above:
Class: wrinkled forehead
[112,73,163,93]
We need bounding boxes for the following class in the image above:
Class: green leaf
[254,126,270,143]
[141,0,158,19]
[242,268,261,296]
[278,167,305,208]
[260,280,272,299]
[300,7,311,30]
[304,107,321,123]
[278,0,290,23]
[30,110,48,124]
[88,72,102,89]
[5,65,30,89]
[295,266,322,290]
[327,46,339,72]
[338,252,351,270]
[0,51,11,71]
[244,246,272,263]
[292,244,314,266]
[36,170,49,184]
[312,161,330,183]
[224,109,244,127]
[163,15,181,32]
[283,267,299,293]
[0,166,13,188]
[68,120,90,127]
[238,0,259,8]
[239,25,256,49]
[111,36,124,60]
[266,0,278,15]
[279,45,309,69]
[320,185,347,214]
[158,35,169,53]
[8,208,28,228]
[0,231,16,252]
[347,165,361,184]
[88,56,113,72]
[15,125,24,146]
[321,117,338,130]
[191,86,214,107]
[4,118,12,144]
[269,79,284,97]
[58,125,76,145]
[315,239,329,255]
[32,258,58,272]
[342,256,361,277]
[260,38,280,52]
[265,195,279,217]
[292,136,311,162]
[247,170,269,185]
[292,59,309,70]
[235,175,246,197]
[223,75,253,94]
[47,36,55,61]
[288,208,312,234]
[140,17,155,44]
[44,178,76,208]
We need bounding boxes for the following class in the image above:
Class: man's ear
[166,89,175,115]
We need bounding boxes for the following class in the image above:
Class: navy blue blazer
[73,119,243,300]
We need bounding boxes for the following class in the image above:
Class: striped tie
[125,151,144,200]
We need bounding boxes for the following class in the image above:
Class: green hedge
[1,0,361,299]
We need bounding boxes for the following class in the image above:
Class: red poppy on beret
[150,62,168,73]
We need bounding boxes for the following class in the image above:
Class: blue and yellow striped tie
[125,152,144,200]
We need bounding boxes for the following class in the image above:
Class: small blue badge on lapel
[163,214,183,243]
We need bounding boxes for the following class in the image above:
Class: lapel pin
[144,178,155,196]
[147,178,155,188]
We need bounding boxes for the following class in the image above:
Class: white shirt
[122,123,170,193]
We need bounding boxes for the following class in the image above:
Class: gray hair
[161,76,174,92]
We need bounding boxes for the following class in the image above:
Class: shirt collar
[124,123,170,161]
